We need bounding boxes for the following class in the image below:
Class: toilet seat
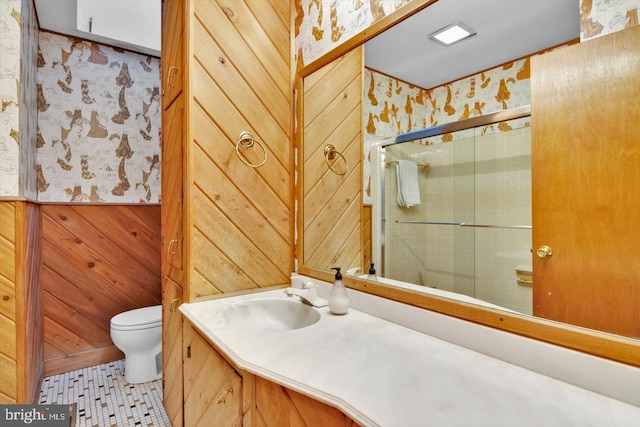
[110,305,161,331]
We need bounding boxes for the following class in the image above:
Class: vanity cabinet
[255,377,360,426]
[183,322,244,426]
[162,277,184,427]
[182,321,357,427]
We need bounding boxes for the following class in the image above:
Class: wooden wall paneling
[301,47,363,272]
[362,205,372,269]
[41,205,161,375]
[299,49,363,270]
[531,26,640,338]
[0,202,43,404]
[183,0,292,301]
[0,202,17,403]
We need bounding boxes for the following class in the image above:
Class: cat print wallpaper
[0,0,23,197]
[294,0,639,69]
[37,32,161,203]
[296,0,639,203]
[581,0,640,41]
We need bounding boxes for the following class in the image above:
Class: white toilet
[110,305,162,384]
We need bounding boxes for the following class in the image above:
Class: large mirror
[298,0,640,366]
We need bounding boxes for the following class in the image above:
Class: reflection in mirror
[376,112,532,315]
[298,0,640,364]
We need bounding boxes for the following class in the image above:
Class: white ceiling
[365,0,580,89]
[33,0,579,85]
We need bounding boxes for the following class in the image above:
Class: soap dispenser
[367,263,377,281]
[329,267,349,315]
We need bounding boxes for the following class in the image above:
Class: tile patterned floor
[38,359,171,427]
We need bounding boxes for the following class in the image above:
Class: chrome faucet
[284,278,328,308]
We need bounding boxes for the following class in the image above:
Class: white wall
[76,0,160,53]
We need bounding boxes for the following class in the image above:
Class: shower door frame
[379,105,531,280]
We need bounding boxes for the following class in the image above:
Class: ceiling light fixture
[429,21,476,46]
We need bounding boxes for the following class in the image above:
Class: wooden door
[531,26,640,338]
[162,276,183,427]
[161,0,184,110]
[183,323,242,427]
[255,376,356,426]
[161,95,184,280]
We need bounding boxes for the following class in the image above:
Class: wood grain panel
[183,0,292,301]
[531,26,640,338]
[41,205,161,375]
[161,94,184,278]
[162,276,183,427]
[0,201,43,404]
[16,202,43,404]
[362,205,372,267]
[183,323,242,427]
[255,376,353,426]
[161,0,184,109]
[0,202,17,403]
[301,47,363,273]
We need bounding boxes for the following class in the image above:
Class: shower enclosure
[376,106,533,314]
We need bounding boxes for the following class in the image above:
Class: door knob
[536,246,552,258]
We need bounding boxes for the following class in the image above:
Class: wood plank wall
[302,47,364,272]
[0,202,19,403]
[187,1,293,300]
[0,201,42,404]
[41,205,161,376]
[17,202,43,404]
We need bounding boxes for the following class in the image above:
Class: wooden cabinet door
[161,95,184,278]
[183,323,242,427]
[531,26,640,338]
[255,376,354,426]
[161,0,184,110]
[162,276,183,427]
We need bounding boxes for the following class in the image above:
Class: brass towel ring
[324,144,347,175]
[236,131,268,168]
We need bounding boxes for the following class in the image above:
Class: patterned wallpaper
[294,0,413,68]
[0,0,22,197]
[37,32,161,203]
[360,43,579,203]
[580,0,640,41]
[19,0,38,200]
[295,0,639,67]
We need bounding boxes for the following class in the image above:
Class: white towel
[396,160,421,207]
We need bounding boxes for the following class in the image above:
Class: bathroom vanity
[179,278,640,426]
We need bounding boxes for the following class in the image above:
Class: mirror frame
[295,0,640,367]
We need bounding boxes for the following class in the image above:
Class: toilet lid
[111,305,161,329]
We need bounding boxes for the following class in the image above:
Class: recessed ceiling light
[429,21,476,46]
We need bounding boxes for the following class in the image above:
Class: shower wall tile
[580,0,640,41]
[36,31,161,203]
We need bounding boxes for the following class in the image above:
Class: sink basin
[223,299,321,331]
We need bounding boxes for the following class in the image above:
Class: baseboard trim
[44,346,124,377]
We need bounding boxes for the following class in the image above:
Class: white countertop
[180,289,640,427]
